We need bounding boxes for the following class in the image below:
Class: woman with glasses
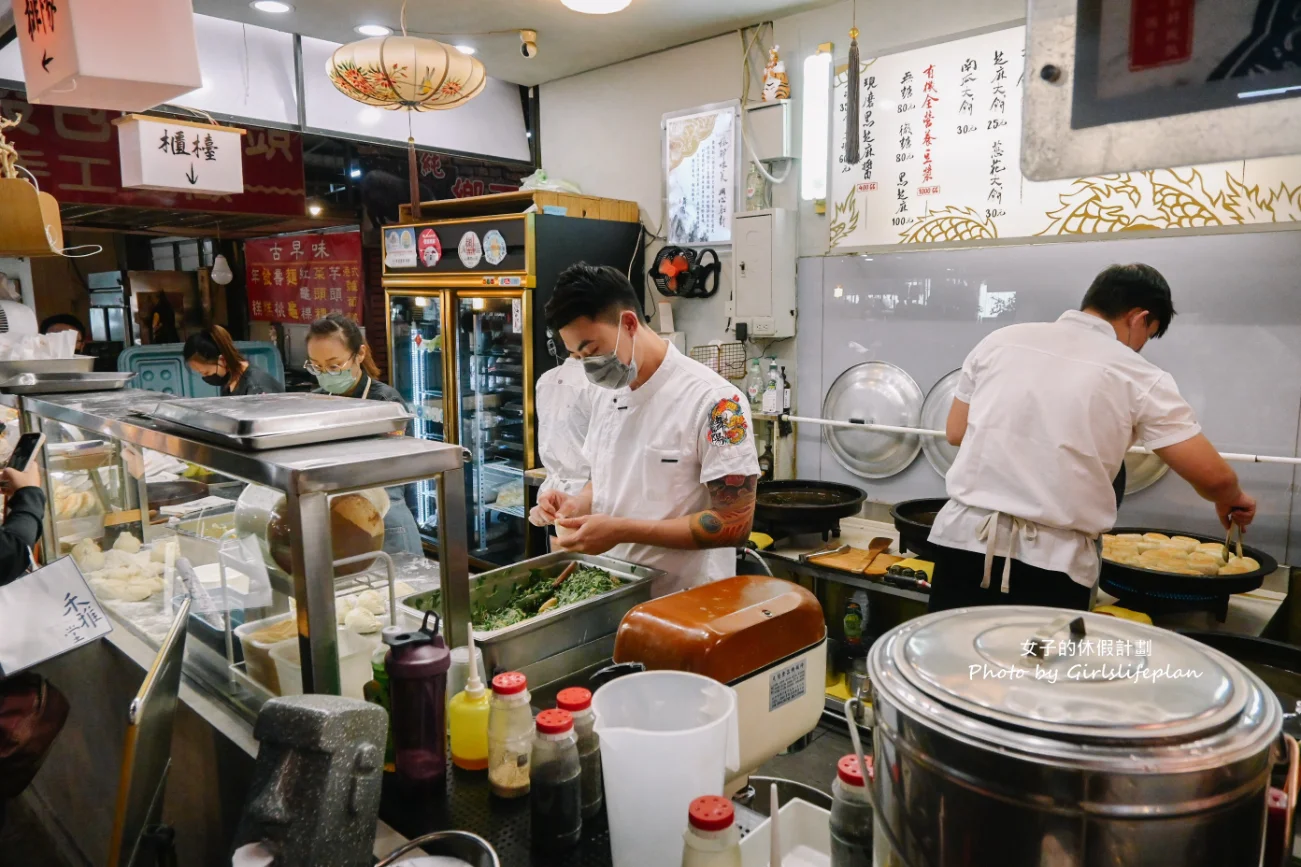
[306,313,424,558]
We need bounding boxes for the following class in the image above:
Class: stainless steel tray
[399,552,662,674]
[0,371,135,394]
[0,356,95,377]
[147,393,411,449]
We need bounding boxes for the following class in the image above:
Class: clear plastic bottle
[762,358,781,414]
[530,709,583,853]
[557,686,602,819]
[448,624,490,771]
[830,754,874,867]
[681,795,742,867]
[744,359,764,408]
[487,671,533,798]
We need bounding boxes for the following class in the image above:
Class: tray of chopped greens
[398,552,664,675]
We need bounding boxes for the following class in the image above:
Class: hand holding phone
[1,433,44,494]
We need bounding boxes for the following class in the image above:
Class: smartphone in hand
[6,432,46,473]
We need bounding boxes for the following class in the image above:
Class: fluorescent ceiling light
[355,24,392,37]
[562,0,632,13]
[455,44,476,55]
[251,1,293,12]
[349,168,362,178]
[801,50,832,202]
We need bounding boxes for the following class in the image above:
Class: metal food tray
[0,371,135,394]
[398,552,663,675]
[148,414,413,451]
[0,356,95,377]
[147,393,411,438]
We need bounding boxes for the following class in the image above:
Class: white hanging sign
[114,115,246,195]
[0,556,112,677]
[13,0,202,111]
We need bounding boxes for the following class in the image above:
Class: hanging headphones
[649,246,721,300]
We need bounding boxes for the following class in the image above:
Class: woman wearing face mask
[184,325,285,396]
[305,313,423,558]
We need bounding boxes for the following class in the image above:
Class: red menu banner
[245,232,363,323]
[0,89,306,216]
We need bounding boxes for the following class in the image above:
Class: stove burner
[755,521,843,552]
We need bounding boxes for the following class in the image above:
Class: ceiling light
[355,24,392,37]
[251,1,293,12]
[358,107,382,126]
[308,203,323,217]
[454,44,476,55]
[349,167,362,178]
[801,47,833,202]
[561,0,632,13]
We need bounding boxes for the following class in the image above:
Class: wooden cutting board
[809,537,893,573]
[864,553,904,576]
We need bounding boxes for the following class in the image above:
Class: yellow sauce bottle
[448,623,491,771]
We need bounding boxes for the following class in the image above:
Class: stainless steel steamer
[868,606,1284,867]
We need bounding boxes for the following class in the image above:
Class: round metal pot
[868,606,1283,867]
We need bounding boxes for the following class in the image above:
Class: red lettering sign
[1129,0,1194,71]
[245,232,362,323]
[0,90,306,216]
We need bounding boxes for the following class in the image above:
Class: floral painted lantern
[327,35,486,218]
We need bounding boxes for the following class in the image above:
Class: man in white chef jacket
[531,263,760,597]
[529,342,599,548]
[928,263,1257,612]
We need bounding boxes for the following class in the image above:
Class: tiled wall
[796,229,1301,563]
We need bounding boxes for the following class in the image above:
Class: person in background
[928,263,1256,612]
[533,264,760,597]
[184,325,285,397]
[306,313,423,558]
[0,460,45,587]
[528,335,599,549]
[39,314,87,354]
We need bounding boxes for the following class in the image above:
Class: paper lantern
[326,37,487,112]
[12,0,201,111]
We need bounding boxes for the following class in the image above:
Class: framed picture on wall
[662,100,743,247]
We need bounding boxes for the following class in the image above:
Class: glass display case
[17,389,470,722]
[388,294,446,542]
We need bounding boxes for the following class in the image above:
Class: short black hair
[544,263,644,333]
[40,313,87,338]
[1080,263,1176,338]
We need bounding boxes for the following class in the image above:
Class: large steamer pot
[869,606,1284,867]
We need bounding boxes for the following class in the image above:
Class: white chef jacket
[584,344,761,597]
[929,310,1202,588]
[537,357,598,496]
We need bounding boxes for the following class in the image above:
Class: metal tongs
[1222,518,1246,564]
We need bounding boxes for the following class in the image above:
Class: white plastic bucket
[592,671,740,867]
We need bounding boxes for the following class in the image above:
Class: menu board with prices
[828,25,1301,250]
[664,103,739,246]
[245,231,363,323]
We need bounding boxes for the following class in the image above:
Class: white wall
[539,0,1025,388]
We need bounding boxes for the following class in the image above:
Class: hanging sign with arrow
[113,114,246,195]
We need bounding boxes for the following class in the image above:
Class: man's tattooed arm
[688,474,758,549]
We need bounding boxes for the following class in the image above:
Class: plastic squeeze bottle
[681,795,742,867]
[448,623,491,771]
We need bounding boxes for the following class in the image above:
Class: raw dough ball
[394,582,416,597]
[356,589,385,614]
[72,539,106,572]
[151,540,179,564]
[1142,532,1170,543]
[113,533,142,554]
[344,606,381,634]
[336,595,357,625]
[105,549,138,570]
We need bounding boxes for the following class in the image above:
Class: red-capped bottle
[681,795,741,867]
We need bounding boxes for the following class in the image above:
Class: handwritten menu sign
[0,556,111,676]
[245,231,363,323]
[829,25,1301,249]
[665,104,738,246]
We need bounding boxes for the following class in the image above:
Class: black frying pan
[1101,526,1276,598]
[890,497,948,559]
[755,480,866,536]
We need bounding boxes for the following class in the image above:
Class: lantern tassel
[408,135,422,220]
[845,21,861,165]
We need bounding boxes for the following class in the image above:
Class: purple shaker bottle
[384,610,451,792]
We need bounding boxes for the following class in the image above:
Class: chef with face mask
[306,313,424,559]
[927,263,1257,612]
[530,264,761,597]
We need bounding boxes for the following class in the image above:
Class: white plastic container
[739,798,832,867]
[269,627,373,700]
[235,612,296,694]
[592,671,739,867]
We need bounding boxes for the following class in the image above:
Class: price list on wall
[828,26,1301,249]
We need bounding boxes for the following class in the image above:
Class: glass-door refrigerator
[382,204,643,567]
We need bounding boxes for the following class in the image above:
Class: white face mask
[582,325,637,390]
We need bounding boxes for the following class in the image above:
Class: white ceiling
[190,0,837,86]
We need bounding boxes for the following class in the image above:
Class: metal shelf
[486,502,525,519]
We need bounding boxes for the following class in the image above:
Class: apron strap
[976,512,1039,594]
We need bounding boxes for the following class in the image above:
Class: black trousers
[927,542,1093,613]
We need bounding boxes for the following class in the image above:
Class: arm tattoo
[689,474,758,549]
